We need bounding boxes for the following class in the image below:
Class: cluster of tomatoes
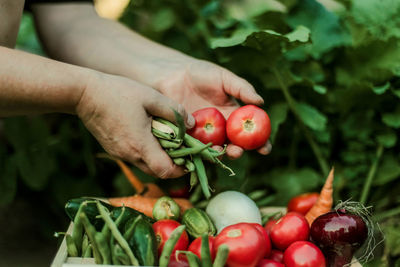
[187,105,271,150]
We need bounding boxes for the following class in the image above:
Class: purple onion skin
[310,211,368,267]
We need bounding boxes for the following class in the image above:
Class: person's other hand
[76,72,195,178]
[155,59,272,159]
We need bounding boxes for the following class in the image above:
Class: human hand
[76,72,195,178]
[154,58,272,159]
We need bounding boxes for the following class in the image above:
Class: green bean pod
[159,225,186,267]
[212,244,229,267]
[201,234,212,267]
[152,128,176,141]
[80,212,102,264]
[189,185,203,204]
[173,157,186,165]
[190,171,198,189]
[71,202,85,254]
[83,244,92,258]
[95,232,111,264]
[167,142,212,158]
[193,155,211,199]
[114,244,130,265]
[185,159,195,172]
[176,251,201,267]
[96,201,139,266]
[159,139,182,149]
[66,234,79,257]
[81,234,89,256]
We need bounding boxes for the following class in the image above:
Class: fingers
[221,69,264,106]
[257,141,272,155]
[144,91,195,129]
[139,133,186,179]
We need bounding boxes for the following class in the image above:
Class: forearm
[0,46,93,116]
[32,3,192,89]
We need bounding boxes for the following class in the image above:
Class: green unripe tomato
[152,196,180,221]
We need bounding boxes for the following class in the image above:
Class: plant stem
[360,145,384,205]
[374,206,400,221]
[272,68,329,175]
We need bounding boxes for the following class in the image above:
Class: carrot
[97,153,164,198]
[305,167,335,225]
[108,195,193,218]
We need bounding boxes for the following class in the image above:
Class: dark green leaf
[376,131,397,148]
[267,102,289,143]
[372,82,391,95]
[0,151,18,206]
[313,84,327,94]
[382,109,400,129]
[295,102,327,131]
[373,155,400,186]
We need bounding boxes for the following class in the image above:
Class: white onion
[206,190,262,233]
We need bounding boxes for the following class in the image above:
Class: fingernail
[187,114,195,128]
[256,95,264,105]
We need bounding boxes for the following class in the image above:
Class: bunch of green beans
[61,200,140,265]
[152,113,235,199]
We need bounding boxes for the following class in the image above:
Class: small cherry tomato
[188,236,216,261]
[152,219,189,256]
[268,249,284,263]
[251,223,272,258]
[214,223,266,267]
[257,259,285,267]
[287,193,319,215]
[168,184,190,198]
[187,107,226,146]
[226,105,271,150]
[283,241,326,267]
[269,212,309,250]
[168,255,189,267]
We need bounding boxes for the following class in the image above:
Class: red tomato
[264,219,278,236]
[187,107,226,146]
[268,249,284,263]
[287,193,319,215]
[226,105,271,150]
[214,223,266,267]
[188,236,216,261]
[257,259,285,267]
[250,223,271,258]
[152,219,189,256]
[168,255,189,267]
[269,212,309,250]
[168,184,190,198]
[283,241,326,267]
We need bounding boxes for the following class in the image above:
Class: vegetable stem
[374,206,400,221]
[360,145,384,205]
[272,67,329,175]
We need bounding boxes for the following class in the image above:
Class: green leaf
[384,223,400,257]
[284,25,310,42]
[313,84,327,94]
[376,131,397,148]
[295,102,327,131]
[265,168,321,204]
[151,8,176,32]
[382,109,400,129]
[392,88,400,98]
[351,0,400,42]
[210,28,257,49]
[267,102,289,144]
[372,81,391,95]
[286,0,351,58]
[373,155,400,186]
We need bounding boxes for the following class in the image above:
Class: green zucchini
[126,217,158,266]
[181,208,216,238]
[111,206,155,230]
[65,198,113,230]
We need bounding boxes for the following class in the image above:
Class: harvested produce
[250,223,271,258]
[108,194,192,218]
[187,107,226,146]
[305,167,334,225]
[152,115,234,199]
[287,192,319,215]
[226,105,271,150]
[188,235,216,261]
[283,241,326,267]
[310,208,368,267]
[153,196,181,221]
[181,208,216,238]
[206,191,262,233]
[268,249,284,263]
[214,222,266,267]
[269,212,310,251]
[152,219,189,257]
[257,259,285,267]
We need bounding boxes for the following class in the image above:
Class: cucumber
[181,208,216,238]
[126,217,158,266]
[65,198,113,230]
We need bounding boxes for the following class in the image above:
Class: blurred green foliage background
[1,0,400,265]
